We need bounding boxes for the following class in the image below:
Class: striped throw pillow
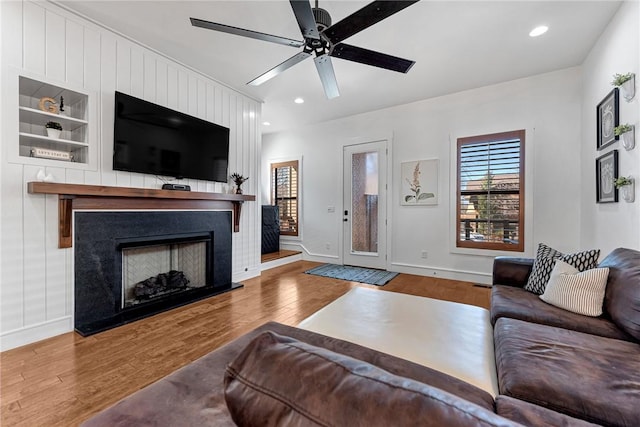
[539,260,609,317]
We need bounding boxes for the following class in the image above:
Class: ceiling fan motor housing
[313,8,332,32]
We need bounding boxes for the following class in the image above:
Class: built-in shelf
[19,106,88,130]
[27,182,256,248]
[18,75,90,165]
[19,132,90,149]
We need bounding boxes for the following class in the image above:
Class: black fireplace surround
[74,211,240,335]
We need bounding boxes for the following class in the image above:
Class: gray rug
[305,264,399,286]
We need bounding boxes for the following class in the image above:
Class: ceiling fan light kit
[191,0,419,99]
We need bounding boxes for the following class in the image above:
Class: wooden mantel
[27,182,256,248]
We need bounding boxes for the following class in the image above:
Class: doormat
[305,264,399,286]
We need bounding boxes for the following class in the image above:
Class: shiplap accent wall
[0,0,261,350]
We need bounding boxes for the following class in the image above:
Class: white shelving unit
[18,75,90,165]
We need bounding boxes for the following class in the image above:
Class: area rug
[305,264,399,286]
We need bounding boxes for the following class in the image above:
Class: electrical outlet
[421,250,428,259]
[325,243,331,250]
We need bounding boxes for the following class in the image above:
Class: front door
[342,140,388,269]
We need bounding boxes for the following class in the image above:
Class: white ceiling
[57,1,621,133]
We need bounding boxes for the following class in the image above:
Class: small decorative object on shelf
[614,124,635,150]
[230,173,249,194]
[59,96,65,115]
[45,121,62,139]
[611,72,635,101]
[38,96,59,114]
[31,147,74,162]
[614,176,635,203]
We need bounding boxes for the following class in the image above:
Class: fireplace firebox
[74,211,241,335]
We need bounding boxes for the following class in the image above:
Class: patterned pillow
[540,260,610,316]
[524,243,600,294]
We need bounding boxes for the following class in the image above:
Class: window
[271,160,299,236]
[457,130,525,251]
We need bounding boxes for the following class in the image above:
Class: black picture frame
[596,150,618,203]
[596,88,619,151]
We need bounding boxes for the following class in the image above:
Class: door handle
[343,218,348,222]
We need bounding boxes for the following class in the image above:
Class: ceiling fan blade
[247,52,312,86]
[323,0,420,45]
[331,43,415,73]
[314,55,340,99]
[289,0,320,40]
[190,17,304,48]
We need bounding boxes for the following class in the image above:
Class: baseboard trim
[261,253,303,271]
[233,266,261,283]
[1,316,73,351]
[390,262,492,285]
[281,242,340,263]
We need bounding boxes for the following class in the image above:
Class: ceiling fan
[190,0,419,99]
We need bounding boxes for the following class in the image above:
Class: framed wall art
[595,150,618,203]
[596,88,619,151]
[401,159,438,205]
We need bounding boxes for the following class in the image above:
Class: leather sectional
[82,248,640,426]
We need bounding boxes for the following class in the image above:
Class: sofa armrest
[492,257,534,288]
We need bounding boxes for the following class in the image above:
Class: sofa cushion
[225,331,521,427]
[82,321,497,426]
[524,243,600,294]
[494,317,640,426]
[491,285,631,341]
[539,260,609,317]
[495,396,601,427]
[599,248,640,342]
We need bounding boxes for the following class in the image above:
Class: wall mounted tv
[113,91,230,183]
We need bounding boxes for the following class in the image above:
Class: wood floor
[0,261,489,426]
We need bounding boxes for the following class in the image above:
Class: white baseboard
[390,262,492,285]
[1,316,73,351]
[261,253,303,271]
[281,242,340,263]
[233,266,261,283]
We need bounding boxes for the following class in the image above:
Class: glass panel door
[343,140,387,269]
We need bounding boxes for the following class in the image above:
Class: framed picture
[596,150,618,203]
[401,159,438,205]
[596,88,619,150]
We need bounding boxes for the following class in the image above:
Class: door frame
[340,134,393,270]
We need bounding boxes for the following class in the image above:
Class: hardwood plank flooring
[1,261,489,426]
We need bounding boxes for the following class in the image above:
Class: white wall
[0,0,261,350]
[580,1,640,255]
[263,68,584,283]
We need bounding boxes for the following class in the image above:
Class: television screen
[113,92,229,183]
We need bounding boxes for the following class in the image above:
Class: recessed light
[262,121,271,126]
[294,97,304,104]
[529,25,548,37]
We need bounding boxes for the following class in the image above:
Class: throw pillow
[224,331,514,427]
[524,243,600,294]
[524,243,564,294]
[540,260,609,317]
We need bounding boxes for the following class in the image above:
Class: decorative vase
[621,75,635,102]
[621,181,635,203]
[621,127,635,151]
[235,186,243,195]
[46,128,61,139]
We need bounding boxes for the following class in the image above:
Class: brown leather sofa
[82,249,639,426]
[491,247,640,426]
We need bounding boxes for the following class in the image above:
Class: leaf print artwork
[401,159,438,205]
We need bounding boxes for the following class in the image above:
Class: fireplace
[74,211,240,335]
[119,232,212,307]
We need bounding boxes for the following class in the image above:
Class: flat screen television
[113,91,230,183]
